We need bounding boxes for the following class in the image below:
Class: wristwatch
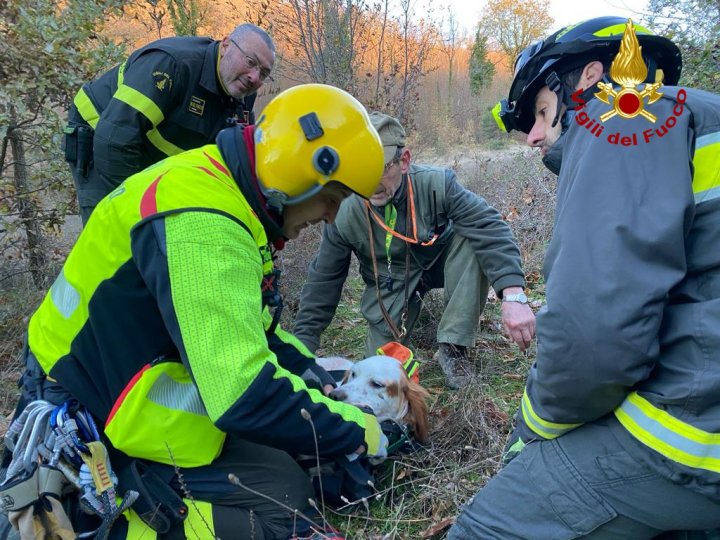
[503,292,529,304]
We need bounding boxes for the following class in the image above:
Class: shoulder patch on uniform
[153,71,173,92]
[189,96,205,116]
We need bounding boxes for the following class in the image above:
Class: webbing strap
[366,207,411,341]
[384,203,397,267]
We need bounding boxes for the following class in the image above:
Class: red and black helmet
[493,16,682,134]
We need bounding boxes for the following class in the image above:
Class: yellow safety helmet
[254,84,384,206]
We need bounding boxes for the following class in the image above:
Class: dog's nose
[329,388,347,401]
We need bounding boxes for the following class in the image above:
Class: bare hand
[501,301,536,351]
[323,384,334,396]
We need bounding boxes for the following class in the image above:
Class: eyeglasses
[229,39,273,82]
[383,158,400,174]
[383,148,403,173]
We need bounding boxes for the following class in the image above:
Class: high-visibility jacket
[71,36,255,206]
[27,141,381,468]
[518,86,720,501]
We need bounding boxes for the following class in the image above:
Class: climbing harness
[0,399,138,539]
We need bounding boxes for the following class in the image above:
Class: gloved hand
[301,362,337,395]
[346,432,389,463]
[364,411,389,464]
[502,432,527,466]
[368,431,389,462]
[502,406,537,466]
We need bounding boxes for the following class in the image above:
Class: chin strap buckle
[545,71,566,128]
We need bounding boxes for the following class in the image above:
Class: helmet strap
[216,126,286,248]
[545,70,598,134]
[545,71,567,129]
[644,56,659,83]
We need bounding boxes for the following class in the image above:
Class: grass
[314,276,368,359]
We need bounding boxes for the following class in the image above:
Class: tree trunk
[7,122,47,289]
[374,0,389,106]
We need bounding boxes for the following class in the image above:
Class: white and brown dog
[317,355,430,443]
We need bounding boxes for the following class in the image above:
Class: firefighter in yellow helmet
[18,84,386,540]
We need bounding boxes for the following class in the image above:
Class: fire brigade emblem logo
[595,19,664,123]
[153,71,173,93]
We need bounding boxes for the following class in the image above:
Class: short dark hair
[560,59,611,90]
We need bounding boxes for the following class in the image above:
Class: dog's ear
[403,380,430,443]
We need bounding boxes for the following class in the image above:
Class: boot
[434,343,474,389]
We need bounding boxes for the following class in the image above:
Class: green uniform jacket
[28,143,380,467]
[71,36,255,206]
[517,87,720,501]
[294,163,525,352]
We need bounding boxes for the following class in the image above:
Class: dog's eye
[371,380,384,389]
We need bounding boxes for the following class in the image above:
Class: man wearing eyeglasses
[294,112,536,389]
[64,23,275,224]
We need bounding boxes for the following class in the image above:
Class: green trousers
[360,233,489,356]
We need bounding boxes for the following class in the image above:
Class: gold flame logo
[595,19,663,122]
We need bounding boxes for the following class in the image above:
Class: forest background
[0,0,718,537]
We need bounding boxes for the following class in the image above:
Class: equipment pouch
[63,126,78,165]
[125,461,187,533]
[75,125,94,178]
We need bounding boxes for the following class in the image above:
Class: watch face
[505,293,528,303]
